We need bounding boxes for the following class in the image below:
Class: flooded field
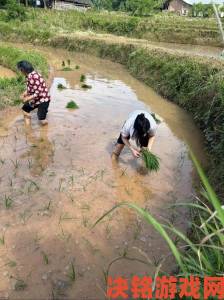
[0,46,206,299]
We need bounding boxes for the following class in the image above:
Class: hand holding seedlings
[112,110,158,162]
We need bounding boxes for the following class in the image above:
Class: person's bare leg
[23,112,31,126]
[111,144,124,160]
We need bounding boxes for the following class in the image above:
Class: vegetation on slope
[0,8,222,46]
[0,45,48,109]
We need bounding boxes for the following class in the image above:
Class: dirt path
[0,46,206,299]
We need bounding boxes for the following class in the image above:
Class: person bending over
[17,60,51,126]
[112,110,157,159]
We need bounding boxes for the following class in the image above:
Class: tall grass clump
[94,151,224,287]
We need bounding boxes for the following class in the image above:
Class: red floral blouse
[26,71,51,106]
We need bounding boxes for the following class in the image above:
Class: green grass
[66,101,79,109]
[94,152,224,284]
[141,149,160,172]
[0,8,222,46]
[0,45,48,109]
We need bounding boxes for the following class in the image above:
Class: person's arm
[121,135,140,158]
[147,135,155,151]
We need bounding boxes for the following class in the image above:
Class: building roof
[184,0,224,4]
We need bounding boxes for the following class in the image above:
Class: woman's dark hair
[133,113,150,147]
[17,60,34,74]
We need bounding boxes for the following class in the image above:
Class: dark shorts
[22,101,50,120]
[117,133,149,147]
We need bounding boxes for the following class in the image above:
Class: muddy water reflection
[0,47,206,299]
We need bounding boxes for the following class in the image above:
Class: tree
[126,0,163,16]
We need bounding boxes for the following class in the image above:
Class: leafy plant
[141,149,160,172]
[66,101,79,109]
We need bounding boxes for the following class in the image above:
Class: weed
[66,101,79,109]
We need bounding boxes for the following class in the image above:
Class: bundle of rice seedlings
[62,61,65,67]
[141,149,160,172]
[80,74,86,82]
[66,101,79,109]
[81,83,92,89]
[57,83,66,90]
[75,65,80,70]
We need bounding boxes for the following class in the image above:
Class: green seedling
[75,65,80,70]
[4,195,13,209]
[62,61,65,67]
[14,279,27,291]
[66,101,79,109]
[42,251,49,265]
[11,159,19,169]
[0,233,5,245]
[67,262,76,282]
[61,67,73,71]
[81,83,92,89]
[57,83,66,90]
[80,74,86,82]
[6,260,17,267]
[141,149,160,172]
[67,59,71,66]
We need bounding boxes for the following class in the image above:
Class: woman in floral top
[17,60,51,126]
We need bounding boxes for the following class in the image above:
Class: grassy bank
[0,46,48,109]
[0,8,222,46]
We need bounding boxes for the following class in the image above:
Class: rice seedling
[27,179,39,193]
[57,83,66,90]
[67,262,76,282]
[61,67,73,71]
[41,251,49,265]
[14,279,27,291]
[6,260,17,268]
[66,101,79,109]
[75,65,80,70]
[62,61,65,67]
[59,212,75,224]
[11,159,19,169]
[67,59,71,66]
[58,227,71,242]
[82,215,89,228]
[0,233,5,245]
[80,74,86,82]
[4,195,13,209]
[81,83,92,89]
[19,210,32,225]
[141,149,160,172]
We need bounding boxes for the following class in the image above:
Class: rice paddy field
[0,44,208,299]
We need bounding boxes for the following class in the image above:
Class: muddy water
[0,46,206,299]
[0,66,16,78]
